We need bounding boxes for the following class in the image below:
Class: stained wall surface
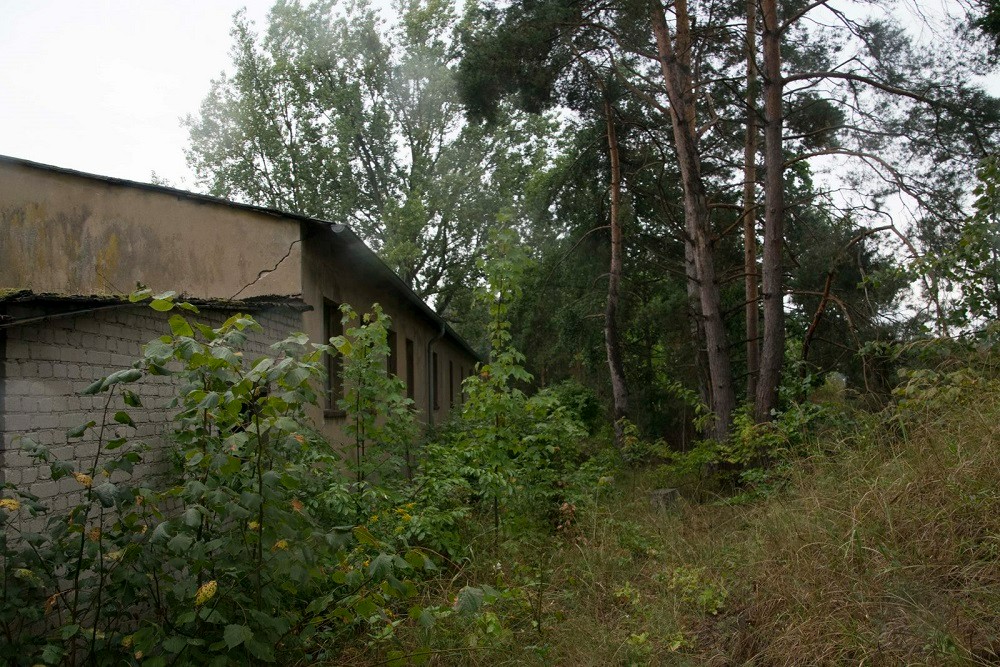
[0,159,302,300]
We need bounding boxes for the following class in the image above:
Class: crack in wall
[230,239,301,300]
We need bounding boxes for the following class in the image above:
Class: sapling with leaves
[2,288,570,663]
[456,229,531,534]
[327,304,418,522]
[425,230,587,540]
[119,290,344,662]
[2,368,149,665]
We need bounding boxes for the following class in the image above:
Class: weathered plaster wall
[299,225,479,440]
[0,157,481,473]
[0,160,302,300]
[0,305,301,512]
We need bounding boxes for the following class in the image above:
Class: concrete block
[36,415,60,431]
[30,481,59,499]
[76,320,101,335]
[4,414,32,431]
[649,488,681,510]
[30,346,61,362]
[52,446,75,462]
[88,351,111,366]
[59,413,86,429]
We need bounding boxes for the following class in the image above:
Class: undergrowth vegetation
[336,334,1000,665]
[3,276,1000,665]
[0,247,615,666]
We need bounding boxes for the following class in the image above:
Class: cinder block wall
[0,305,302,512]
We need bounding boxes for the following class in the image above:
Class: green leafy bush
[0,293,442,665]
[0,263,606,664]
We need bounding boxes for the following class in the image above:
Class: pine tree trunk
[755,0,785,422]
[604,98,630,447]
[743,0,760,403]
[651,0,735,439]
[685,240,712,414]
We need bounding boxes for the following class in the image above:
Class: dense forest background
[185,0,1000,444]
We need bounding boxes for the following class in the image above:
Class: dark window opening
[387,329,398,376]
[324,299,345,416]
[405,338,415,400]
[432,352,439,410]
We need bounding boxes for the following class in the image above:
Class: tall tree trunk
[755,0,785,421]
[604,98,630,447]
[685,240,712,415]
[743,0,760,403]
[650,0,736,439]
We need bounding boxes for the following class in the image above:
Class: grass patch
[333,372,1000,665]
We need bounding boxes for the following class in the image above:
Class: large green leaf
[223,624,253,649]
[169,314,195,338]
[67,421,96,439]
[454,586,485,615]
[103,368,142,388]
[93,482,118,508]
[113,411,135,427]
[149,298,175,312]
[353,524,381,547]
[162,635,188,654]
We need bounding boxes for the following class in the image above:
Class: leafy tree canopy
[185,0,554,317]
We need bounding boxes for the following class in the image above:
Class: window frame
[386,328,398,377]
[324,299,346,418]
[405,338,415,400]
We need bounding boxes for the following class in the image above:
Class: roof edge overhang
[0,155,483,362]
[0,289,310,330]
[319,224,483,362]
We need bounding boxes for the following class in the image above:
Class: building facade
[0,155,479,505]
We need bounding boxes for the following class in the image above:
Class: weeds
[4,286,1000,665]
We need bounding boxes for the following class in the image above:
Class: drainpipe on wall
[425,322,446,428]
[0,326,6,488]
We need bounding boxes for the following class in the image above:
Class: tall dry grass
[710,378,1000,666]
[332,355,1000,666]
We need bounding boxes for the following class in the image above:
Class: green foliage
[0,294,448,665]
[657,396,847,499]
[665,565,728,616]
[0,264,612,665]
[330,303,418,519]
[618,419,669,468]
[417,230,599,547]
[186,0,552,316]
[924,157,1000,329]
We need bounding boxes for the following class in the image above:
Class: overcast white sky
[0,0,273,188]
[1,1,997,194]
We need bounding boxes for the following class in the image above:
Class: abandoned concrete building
[0,155,479,510]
